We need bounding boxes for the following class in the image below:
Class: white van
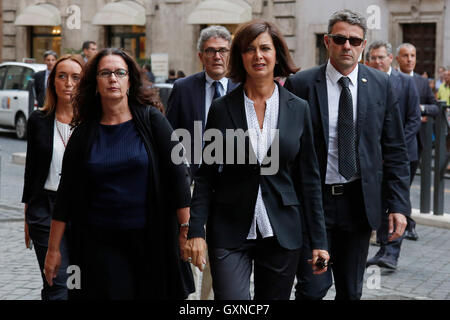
[0,62,47,139]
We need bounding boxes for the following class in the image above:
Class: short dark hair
[227,19,299,83]
[169,69,176,76]
[72,48,148,125]
[82,41,96,50]
[328,9,367,38]
[43,50,57,59]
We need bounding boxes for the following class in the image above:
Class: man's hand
[388,213,407,241]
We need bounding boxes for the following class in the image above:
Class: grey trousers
[209,237,300,300]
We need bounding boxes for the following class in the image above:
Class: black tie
[213,81,222,100]
[337,76,357,180]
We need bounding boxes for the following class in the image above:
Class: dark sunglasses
[328,34,364,46]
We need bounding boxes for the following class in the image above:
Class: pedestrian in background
[166,69,177,83]
[81,41,97,63]
[23,54,83,300]
[176,70,186,79]
[34,50,58,109]
[437,70,450,105]
[184,19,329,300]
[166,25,239,300]
[365,40,420,271]
[44,48,194,300]
[396,43,440,241]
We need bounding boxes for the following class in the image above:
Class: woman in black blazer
[23,55,83,300]
[183,20,330,300]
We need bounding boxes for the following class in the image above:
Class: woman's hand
[24,205,31,249]
[179,226,188,257]
[24,220,31,249]
[183,237,207,271]
[44,249,61,286]
[309,249,330,275]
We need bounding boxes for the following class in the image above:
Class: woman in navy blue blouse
[43,48,194,299]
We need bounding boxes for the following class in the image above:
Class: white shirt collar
[326,60,358,86]
[205,72,228,88]
[400,69,414,77]
[387,66,392,76]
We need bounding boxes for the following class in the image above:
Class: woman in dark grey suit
[183,19,329,300]
[23,55,83,300]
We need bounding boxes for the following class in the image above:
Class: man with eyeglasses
[365,40,420,271]
[166,25,238,300]
[285,10,410,300]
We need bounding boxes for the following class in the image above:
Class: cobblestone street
[1,217,448,300]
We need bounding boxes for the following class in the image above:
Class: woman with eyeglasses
[43,48,194,300]
[23,55,83,300]
[183,20,329,300]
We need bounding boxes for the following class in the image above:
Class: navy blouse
[86,119,149,229]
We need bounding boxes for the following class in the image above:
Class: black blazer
[389,69,421,162]
[22,110,55,204]
[166,71,239,177]
[413,72,439,116]
[33,70,47,109]
[188,83,327,251]
[284,63,411,230]
[52,105,194,299]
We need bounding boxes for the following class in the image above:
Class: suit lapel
[226,84,248,131]
[195,71,206,130]
[315,64,330,147]
[356,65,369,144]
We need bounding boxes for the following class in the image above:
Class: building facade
[1,0,449,78]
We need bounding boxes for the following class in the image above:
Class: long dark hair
[72,48,163,125]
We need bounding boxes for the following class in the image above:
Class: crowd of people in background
[22,8,448,301]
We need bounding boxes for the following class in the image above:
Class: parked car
[0,62,46,139]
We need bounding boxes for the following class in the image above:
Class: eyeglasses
[97,69,129,78]
[369,55,388,61]
[203,48,230,58]
[328,34,364,46]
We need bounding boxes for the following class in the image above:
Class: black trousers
[28,191,69,300]
[74,225,150,300]
[209,236,300,300]
[295,180,372,300]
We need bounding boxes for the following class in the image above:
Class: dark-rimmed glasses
[203,48,230,58]
[97,69,129,78]
[328,34,364,46]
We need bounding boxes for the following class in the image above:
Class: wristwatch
[179,222,189,228]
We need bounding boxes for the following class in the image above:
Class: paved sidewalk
[1,217,449,300]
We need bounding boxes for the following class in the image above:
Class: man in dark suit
[365,40,420,270]
[285,10,411,300]
[166,25,239,178]
[396,43,439,240]
[166,25,238,300]
[34,51,57,108]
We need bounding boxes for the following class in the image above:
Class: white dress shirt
[325,60,360,184]
[244,85,279,239]
[44,120,73,191]
[205,73,228,122]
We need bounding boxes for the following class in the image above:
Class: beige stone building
[1,0,449,78]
